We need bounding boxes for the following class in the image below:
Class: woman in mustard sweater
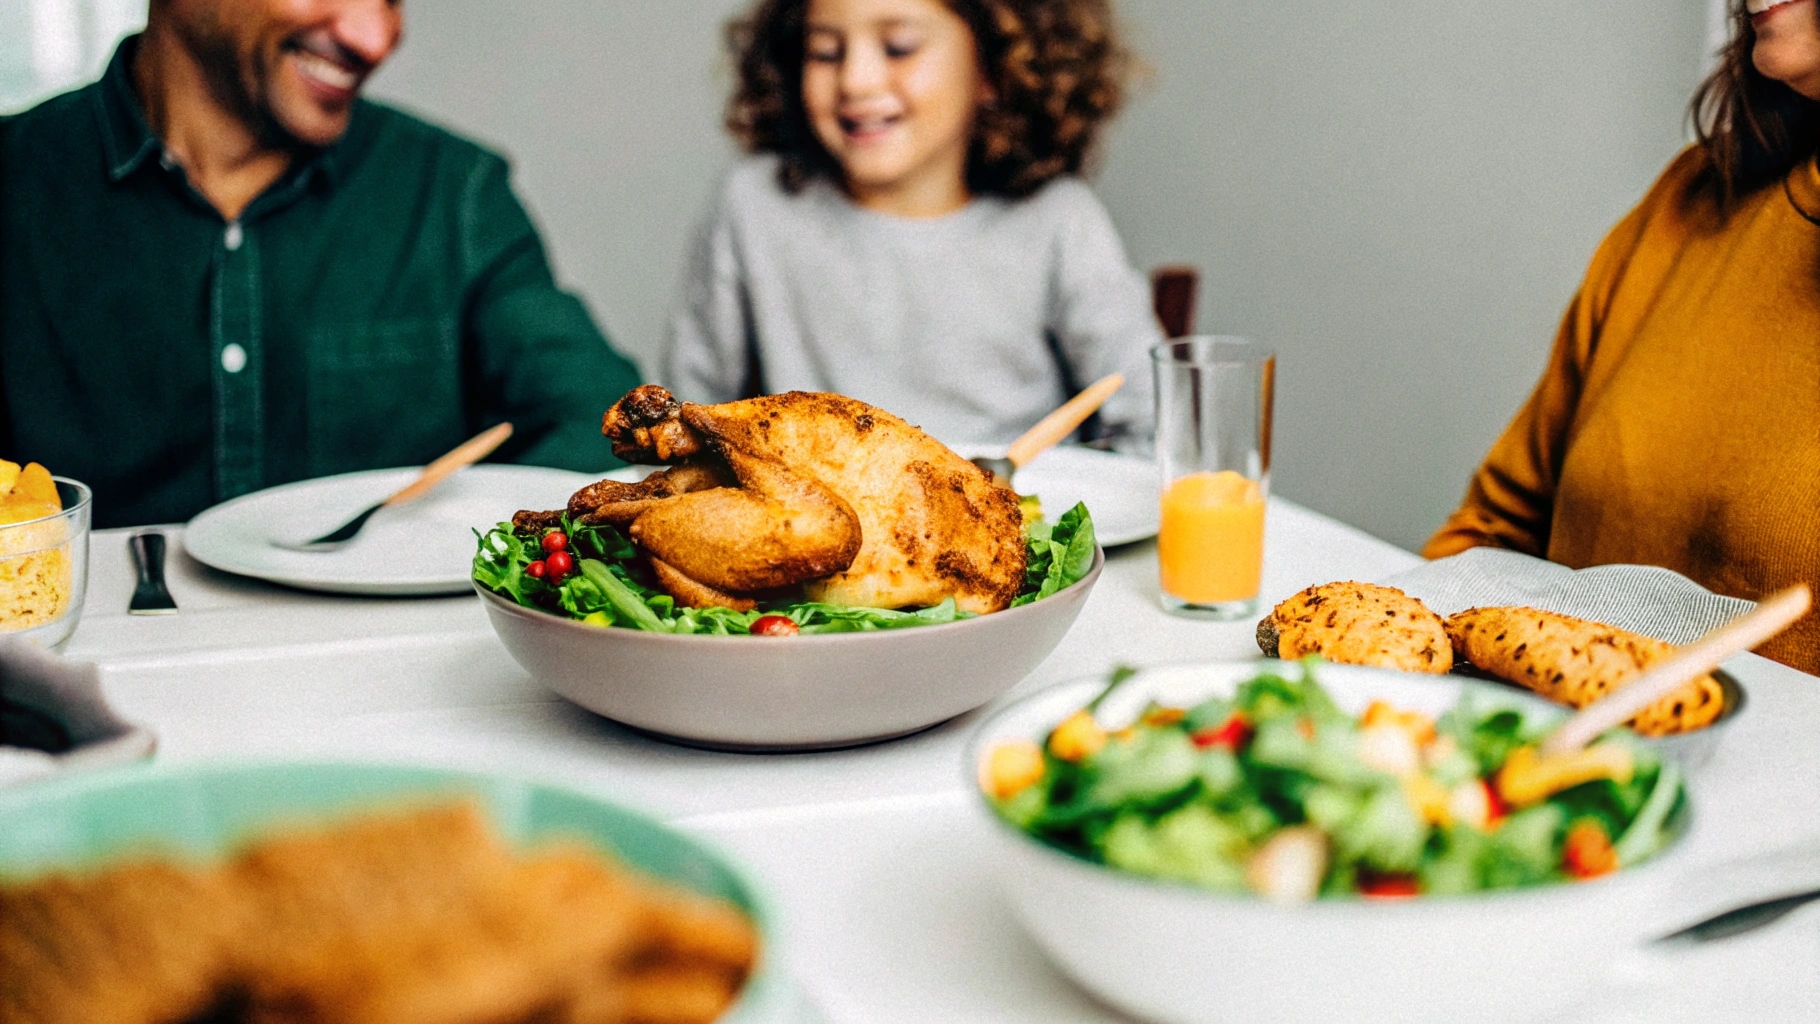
[1426,0,1820,674]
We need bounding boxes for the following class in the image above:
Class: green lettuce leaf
[473,501,1096,632]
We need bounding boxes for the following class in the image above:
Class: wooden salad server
[972,373,1126,488]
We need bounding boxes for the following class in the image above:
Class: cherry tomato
[750,615,800,637]
[544,550,575,581]
[542,531,569,554]
[526,560,547,579]
[1358,873,1421,899]
[1191,714,1253,751]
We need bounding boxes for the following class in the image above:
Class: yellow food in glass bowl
[0,462,72,631]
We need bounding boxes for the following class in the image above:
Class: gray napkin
[1379,548,1754,645]
[0,638,155,786]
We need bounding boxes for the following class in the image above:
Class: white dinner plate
[184,465,596,595]
[608,446,1161,547]
[959,445,1159,547]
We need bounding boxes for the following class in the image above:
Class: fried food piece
[0,801,761,1024]
[0,860,240,1024]
[1261,582,1453,673]
[239,844,653,1024]
[1444,607,1726,736]
[603,885,760,1024]
[229,804,758,1024]
[544,386,1025,614]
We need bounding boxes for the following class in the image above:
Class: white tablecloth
[60,500,1820,1023]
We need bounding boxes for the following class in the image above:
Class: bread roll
[1262,582,1452,674]
[1444,606,1725,736]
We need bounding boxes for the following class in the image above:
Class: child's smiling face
[802,0,989,216]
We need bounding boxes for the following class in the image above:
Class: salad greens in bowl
[474,503,1096,636]
[969,660,1710,1024]
[473,505,1102,752]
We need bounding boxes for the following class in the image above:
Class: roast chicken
[516,386,1027,614]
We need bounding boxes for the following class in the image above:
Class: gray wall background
[369,1,1711,552]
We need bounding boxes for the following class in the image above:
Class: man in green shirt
[0,0,641,528]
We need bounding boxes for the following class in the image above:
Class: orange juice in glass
[1151,337,1274,619]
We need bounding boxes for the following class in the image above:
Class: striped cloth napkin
[1379,548,1754,645]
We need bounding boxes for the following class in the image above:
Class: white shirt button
[224,222,243,251]
[221,343,247,374]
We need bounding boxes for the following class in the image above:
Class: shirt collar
[93,35,162,183]
[90,33,371,193]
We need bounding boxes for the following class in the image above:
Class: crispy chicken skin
[532,386,1026,614]
[1259,582,1453,674]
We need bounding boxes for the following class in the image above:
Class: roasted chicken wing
[520,386,1026,614]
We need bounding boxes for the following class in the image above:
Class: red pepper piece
[1191,714,1253,751]
[1358,873,1421,899]
[1563,820,1618,879]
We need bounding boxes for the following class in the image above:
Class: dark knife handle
[131,532,167,590]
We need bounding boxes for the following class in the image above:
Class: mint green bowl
[0,761,783,1022]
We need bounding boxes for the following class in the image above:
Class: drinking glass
[0,478,92,650]
[1151,337,1274,619]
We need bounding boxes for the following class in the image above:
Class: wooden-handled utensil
[272,422,515,552]
[1541,584,1812,755]
[972,374,1126,487]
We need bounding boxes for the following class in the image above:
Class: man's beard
[174,15,308,152]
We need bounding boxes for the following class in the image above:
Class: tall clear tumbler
[1151,337,1275,619]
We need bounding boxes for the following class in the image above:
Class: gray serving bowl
[478,549,1104,752]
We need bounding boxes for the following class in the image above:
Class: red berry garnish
[544,550,575,580]
[750,615,801,636]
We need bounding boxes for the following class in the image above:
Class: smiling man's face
[164,0,403,148]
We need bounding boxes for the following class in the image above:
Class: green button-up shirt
[0,38,639,528]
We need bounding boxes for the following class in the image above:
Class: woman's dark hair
[725,0,1132,199]
[1688,0,1820,211]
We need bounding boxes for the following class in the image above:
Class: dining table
[60,497,1820,1024]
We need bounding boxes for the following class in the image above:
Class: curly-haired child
[663,0,1161,447]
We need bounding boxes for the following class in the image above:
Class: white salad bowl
[968,660,1750,1024]
[479,548,1102,752]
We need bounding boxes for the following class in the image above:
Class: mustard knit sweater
[1426,148,1820,675]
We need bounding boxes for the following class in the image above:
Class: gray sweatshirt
[663,157,1161,448]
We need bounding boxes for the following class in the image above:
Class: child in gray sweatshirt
[665,0,1161,449]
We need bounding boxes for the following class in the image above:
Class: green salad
[473,502,1096,636]
[981,663,1684,901]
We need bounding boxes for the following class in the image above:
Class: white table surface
[58,501,1820,1024]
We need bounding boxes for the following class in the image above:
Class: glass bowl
[0,478,92,651]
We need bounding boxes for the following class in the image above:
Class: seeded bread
[1260,582,1453,674]
[1444,606,1725,736]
